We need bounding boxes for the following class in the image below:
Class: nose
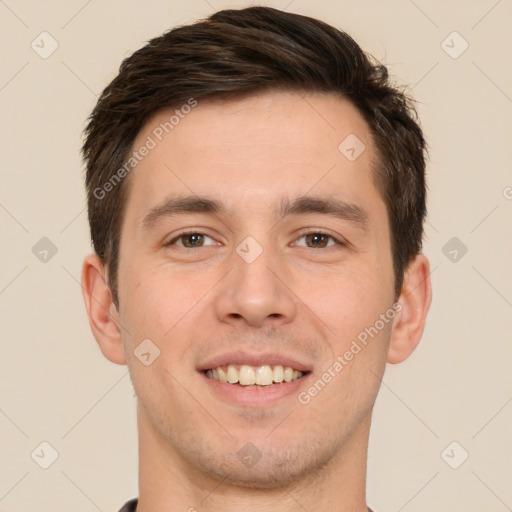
[214,240,298,329]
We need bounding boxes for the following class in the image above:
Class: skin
[82,91,432,512]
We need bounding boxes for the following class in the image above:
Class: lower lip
[200,371,311,407]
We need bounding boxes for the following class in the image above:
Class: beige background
[1,0,511,511]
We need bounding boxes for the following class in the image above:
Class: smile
[205,364,306,387]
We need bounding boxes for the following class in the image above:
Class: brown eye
[167,232,216,248]
[180,233,204,247]
[295,232,339,249]
[304,233,330,248]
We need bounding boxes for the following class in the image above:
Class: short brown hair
[82,6,427,305]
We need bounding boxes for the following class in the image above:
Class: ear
[387,253,432,364]
[81,253,127,365]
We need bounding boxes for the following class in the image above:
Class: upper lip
[197,351,312,373]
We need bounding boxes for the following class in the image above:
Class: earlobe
[81,254,127,365]
[387,254,432,364]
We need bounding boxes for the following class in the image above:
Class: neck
[136,403,371,512]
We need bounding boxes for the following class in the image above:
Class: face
[112,91,400,487]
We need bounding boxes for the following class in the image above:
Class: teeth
[206,364,304,386]
[217,366,228,383]
[239,365,256,385]
[273,365,284,383]
[227,364,238,384]
[255,365,273,385]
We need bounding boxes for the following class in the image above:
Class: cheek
[119,258,193,332]
[118,262,214,380]
[118,271,197,409]
[301,262,394,408]
[302,264,390,336]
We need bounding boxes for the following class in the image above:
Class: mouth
[197,352,312,405]
[203,364,309,388]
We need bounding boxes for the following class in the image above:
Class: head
[81,6,431,492]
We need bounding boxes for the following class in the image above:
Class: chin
[176,433,334,490]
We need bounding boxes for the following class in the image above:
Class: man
[81,6,432,512]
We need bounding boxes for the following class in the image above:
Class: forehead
[126,90,381,218]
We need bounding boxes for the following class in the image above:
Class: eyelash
[166,230,346,249]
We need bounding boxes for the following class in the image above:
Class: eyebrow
[141,194,369,231]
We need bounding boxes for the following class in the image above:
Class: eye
[294,232,343,249]
[166,232,217,248]
[165,231,344,250]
